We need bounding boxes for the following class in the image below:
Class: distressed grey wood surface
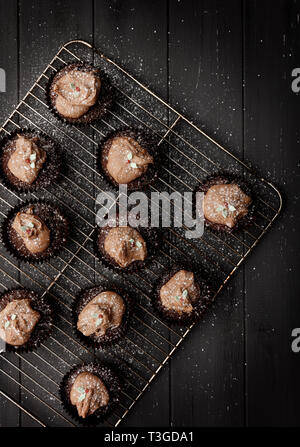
[0,0,299,427]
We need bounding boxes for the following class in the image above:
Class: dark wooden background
[0,0,299,427]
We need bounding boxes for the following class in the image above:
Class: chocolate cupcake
[95,214,159,273]
[0,288,53,352]
[153,265,213,325]
[199,173,255,232]
[47,63,113,125]
[1,200,68,263]
[0,129,61,193]
[73,284,133,348]
[99,129,158,190]
[60,362,121,424]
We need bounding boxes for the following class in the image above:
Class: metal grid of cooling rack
[0,40,282,427]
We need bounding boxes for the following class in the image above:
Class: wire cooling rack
[0,40,282,427]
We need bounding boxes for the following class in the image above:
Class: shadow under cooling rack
[0,40,282,427]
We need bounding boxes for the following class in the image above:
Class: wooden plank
[0,0,20,428]
[168,0,245,426]
[94,0,170,427]
[244,0,300,426]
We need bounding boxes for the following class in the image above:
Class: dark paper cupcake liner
[0,288,53,353]
[94,211,161,274]
[198,172,256,233]
[0,199,69,264]
[152,263,214,326]
[72,283,134,349]
[46,62,114,126]
[59,362,121,425]
[0,128,61,194]
[98,127,160,191]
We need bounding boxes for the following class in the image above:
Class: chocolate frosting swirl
[203,183,252,228]
[106,136,153,184]
[160,270,201,314]
[104,226,147,268]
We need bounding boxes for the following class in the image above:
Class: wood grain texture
[244,0,300,426]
